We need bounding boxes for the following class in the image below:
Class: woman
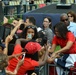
[43,17,54,44]
[5,25,48,75]
[48,22,76,75]
[22,25,38,40]
[67,11,76,22]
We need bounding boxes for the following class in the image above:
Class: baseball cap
[24,42,41,54]
[0,38,5,50]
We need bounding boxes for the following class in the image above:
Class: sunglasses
[68,16,73,17]
[27,26,36,29]
[43,21,49,23]
[61,19,68,22]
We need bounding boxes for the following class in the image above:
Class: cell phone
[22,53,26,60]
[27,34,32,39]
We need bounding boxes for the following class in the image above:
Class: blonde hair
[0,53,8,70]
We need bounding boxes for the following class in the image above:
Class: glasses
[27,26,36,29]
[61,19,68,22]
[43,21,49,23]
[68,16,73,17]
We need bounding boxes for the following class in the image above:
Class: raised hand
[5,35,13,44]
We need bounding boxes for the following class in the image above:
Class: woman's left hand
[51,52,58,58]
[12,52,26,60]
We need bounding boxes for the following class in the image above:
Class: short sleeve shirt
[52,32,76,54]
[6,44,39,75]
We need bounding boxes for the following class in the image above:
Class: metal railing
[2,1,38,17]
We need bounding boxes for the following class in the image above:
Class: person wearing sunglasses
[67,11,76,23]
[48,22,76,75]
[60,13,76,37]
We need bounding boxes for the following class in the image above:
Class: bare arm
[51,41,73,59]
[15,38,28,45]
[10,19,23,37]
[48,44,56,53]
[38,45,48,66]
[55,41,73,54]
[3,35,13,55]
[8,52,25,60]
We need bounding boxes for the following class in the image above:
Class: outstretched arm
[3,35,13,55]
[8,52,25,60]
[38,45,49,66]
[10,19,23,37]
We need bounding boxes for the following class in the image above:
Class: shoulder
[67,32,74,37]
[13,44,22,54]
[70,22,76,26]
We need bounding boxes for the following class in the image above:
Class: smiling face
[26,28,35,39]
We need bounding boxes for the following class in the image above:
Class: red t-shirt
[6,44,39,75]
[52,32,76,54]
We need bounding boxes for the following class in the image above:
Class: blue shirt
[67,22,76,37]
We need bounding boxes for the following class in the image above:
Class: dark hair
[19,24,25,30]
[26,16,36,25]
[43,17,52,29]
[67,11,76,22]
[22,25,38,40]
[38,30,47,46]
[54,22,69,39]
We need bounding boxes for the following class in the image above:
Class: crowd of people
[0,10,76,75]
